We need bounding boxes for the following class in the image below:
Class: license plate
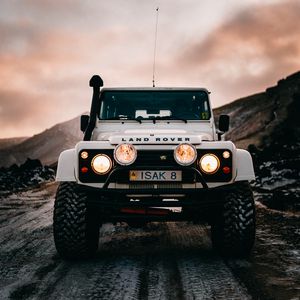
[129,170,182,181]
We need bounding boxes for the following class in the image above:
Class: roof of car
[100,87,210,93]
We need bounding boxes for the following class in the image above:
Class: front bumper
[78,182,241,222]
[78,176,239,208]
[76,165,238,221]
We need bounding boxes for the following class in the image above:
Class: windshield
[99,90,211,121]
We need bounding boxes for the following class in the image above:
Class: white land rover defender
[53,75,256,259]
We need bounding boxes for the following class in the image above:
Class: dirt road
[0,183,299,299]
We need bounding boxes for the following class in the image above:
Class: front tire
[211,181,255,257]
[53,182,100,259]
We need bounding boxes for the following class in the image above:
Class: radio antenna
[152,7,159,87]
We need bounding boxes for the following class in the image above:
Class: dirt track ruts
[0,183,299,300]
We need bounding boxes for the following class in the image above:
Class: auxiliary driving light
[199,154,220,174]
[114,143,137,165]
[174,143,197,166]
[91,154,112,174]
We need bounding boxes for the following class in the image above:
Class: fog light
[114,144,137,165]
[174,143,197,166]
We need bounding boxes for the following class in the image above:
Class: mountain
[0,116,82,168]
[214,71,300,149]
[0,137,28,150]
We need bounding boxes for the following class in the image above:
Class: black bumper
[76,166,238,221]
[78,181,239,208]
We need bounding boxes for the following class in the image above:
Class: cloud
[0,0,299,137]
[0,90,52,137]
[175,0,300,106]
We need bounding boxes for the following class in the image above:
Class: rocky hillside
[0,116,82,168]
[215,71,300,211]
[0,137,28,150]
[214,71,300,149]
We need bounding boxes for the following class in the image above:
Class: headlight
[91,154,112,174]
[199,154,220,174]
[174,143,197,166]
[114,143,137,165]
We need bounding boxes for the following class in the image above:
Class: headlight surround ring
[174,143,197,166]
[114,143,137,166]
[199,153,220,174]
[91,154,112,175]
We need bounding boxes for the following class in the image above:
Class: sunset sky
[1,0,300,138]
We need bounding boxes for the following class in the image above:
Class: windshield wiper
[102,116,142,123]
[153,116,187,123]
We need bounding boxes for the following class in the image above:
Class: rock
[0,158,55,196]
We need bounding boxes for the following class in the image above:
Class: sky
[0,0,300,138]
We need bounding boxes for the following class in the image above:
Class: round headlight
[114,143,137,165]
[174,143,197,166]
[199,154,220,174]
[91,154,112,174]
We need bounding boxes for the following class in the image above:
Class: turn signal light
[81,151,88,159]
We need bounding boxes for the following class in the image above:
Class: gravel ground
[0,182,299,300]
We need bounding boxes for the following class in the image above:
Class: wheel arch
[235,149,255,182]
[56,149,76,182]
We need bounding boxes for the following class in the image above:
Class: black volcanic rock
[0,159,55,196]
[248,111,300,211]
[19,158,43,171]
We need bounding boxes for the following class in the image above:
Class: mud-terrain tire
[211,181,255,257]
[53,182,100,259]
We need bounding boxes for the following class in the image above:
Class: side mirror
[80,115,90,132]
[219,114,230,132]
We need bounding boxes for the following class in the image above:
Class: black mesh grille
[133,150,176,167]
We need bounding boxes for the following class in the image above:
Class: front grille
[129,183,155,189]
[134,150,176,167]
[157,183,182,189]
[129,183,183,189]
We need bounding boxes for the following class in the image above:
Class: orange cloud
[176,0,300,106]
[0,0,300,138]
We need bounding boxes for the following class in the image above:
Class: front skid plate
[80,184,243,222]
[76,183,244,221]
